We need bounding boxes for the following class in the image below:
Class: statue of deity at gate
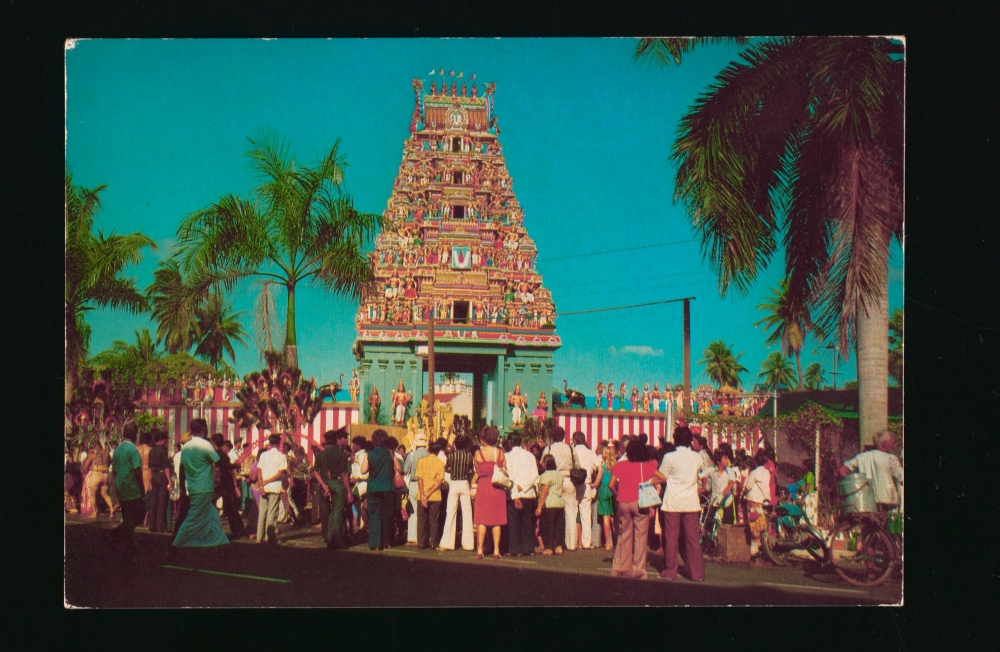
[641,383,651,412]
[368,386,381,424]
[392,379,411,426]
[348,369,361,403]
[606,382,615,411]
[651,383,660,413]
[596,382,605,410]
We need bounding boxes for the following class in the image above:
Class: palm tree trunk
[856,274,889,449]
[794,348,803,390]
[284,283,298,369]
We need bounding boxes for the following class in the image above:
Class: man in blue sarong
[167,418,229,560]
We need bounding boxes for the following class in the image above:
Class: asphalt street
[64,515,901,607]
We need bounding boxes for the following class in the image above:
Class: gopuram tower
[353,77,560,431]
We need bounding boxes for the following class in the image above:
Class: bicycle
[826,511,897,587]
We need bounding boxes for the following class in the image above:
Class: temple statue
[348,370,361,403]
[596,382,605,410]
[368,387,381,424]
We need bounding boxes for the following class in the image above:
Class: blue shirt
[367,447,394,493]
[403,448,429,479]
[180,436,220,495]
[112,440,143,501]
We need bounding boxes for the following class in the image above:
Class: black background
[5,0,998,648]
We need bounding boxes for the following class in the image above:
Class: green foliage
[758,351,798,391]
[888,308,903,385]
[134,412,168,437]
[803,362,826,390]
[143,352,219,385]
[65,171,156,402]
[844,380,858,390]
[699,340,748,388]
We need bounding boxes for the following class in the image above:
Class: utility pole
[427,314,436,437]
[826,343,841,389]
[683,298,691,413]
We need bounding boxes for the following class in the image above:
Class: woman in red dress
[471,426,507,559]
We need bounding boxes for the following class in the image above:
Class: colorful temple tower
[353,77,561,430]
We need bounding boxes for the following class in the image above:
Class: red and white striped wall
[553,408,766,452]
[140,403,360,460]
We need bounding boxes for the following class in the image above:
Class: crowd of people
[65,418,902,581]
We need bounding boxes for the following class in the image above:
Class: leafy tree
[758,351,798,391]
[635,37,903,446]
[193,292,249,369]
[147,259,199,354]
[699,340,749,388]
[143,351,224,386]
[803,362,826,390]
[888,308,903,385]
[89,327,161,387]
[65,172,156,403]
[755,278,812,389]
[176,129,382,368]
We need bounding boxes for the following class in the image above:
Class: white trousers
[439,479,474,550]
[579,484,597,548]
[562,476,579,550]
[407,481,419,542]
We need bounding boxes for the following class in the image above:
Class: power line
[538,238,697,263]
[556,296,696,317]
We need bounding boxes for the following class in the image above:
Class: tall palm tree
[65,172,156,404]
[755,278,811,389]
[176,129,382,368]
[636,37,903,446]
[147,259,200,354]
[699,339,749,388]
[803,362,826,390]
[888,308,903,385]
[193,292,249,369]
[758,352,798,391]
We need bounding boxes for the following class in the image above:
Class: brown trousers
[612,501,650,575]
[661,511,706,581]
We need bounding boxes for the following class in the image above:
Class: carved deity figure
[606,382,615,411]
[349,370,361,403]
[619,383,627,411]
[596,382,605,410]
[641,383,651,413]
[392,379,410,426]
[651,383,660,413]
[368,387,381,424]
[630,385,639,412]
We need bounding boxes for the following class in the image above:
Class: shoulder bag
[490,448,513,489]
[637,462,662,509]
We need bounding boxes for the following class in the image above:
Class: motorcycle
[760,497,829,565]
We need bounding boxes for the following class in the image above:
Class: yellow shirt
[415,454,445,502]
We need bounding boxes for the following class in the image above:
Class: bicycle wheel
[829,520,895,587]
[761,527,790,565]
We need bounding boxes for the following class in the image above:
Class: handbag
[393,456,406,490]
[569,468,587,485]
[489,449,512,489]
[637,462,662,509]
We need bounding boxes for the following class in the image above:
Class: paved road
[64,516,901,607]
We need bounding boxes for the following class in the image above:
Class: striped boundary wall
[553,408,766,452]
[141,403,360,460]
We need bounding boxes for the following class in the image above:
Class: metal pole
[683,298,691,413]
[814,424,821,497]
[772,390,778,453]
[428,314,435,437]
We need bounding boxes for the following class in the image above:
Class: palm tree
[758,352,798,391]
[176,129,382,368]
[636,37,903,446]
[803,362,826,390]
[888,308,903,385]
[193,292,249,369]
[147,259,200,354]
[65,172,156,404]
[699,340,749,388]
[89,327,161,387]
[755,279,811,389]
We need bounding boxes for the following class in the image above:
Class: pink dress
[473,448,507,526]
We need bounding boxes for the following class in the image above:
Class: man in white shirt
[571,432,600,549]
[657,426,707,581]
[542,426,580,550]
[403,435,429,545]
[227,439,239,464]
[505,433,540,556]
[256,434,288,545]
[838,430,904,509]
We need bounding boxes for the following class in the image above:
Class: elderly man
[658,426,707,582]
[505,432,540,556]
[838,430,904,511]
[542,426,580,551]
[572,432,600,549]
[403,434,430,545]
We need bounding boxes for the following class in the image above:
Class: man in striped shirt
[440,435,475,551]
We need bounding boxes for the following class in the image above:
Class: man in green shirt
[312,428,353,549]
[108,423,144,552]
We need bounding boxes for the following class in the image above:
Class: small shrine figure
[606,382,615,411]
[641,383,651,413]
[348,370,361,403]
[180,373,188,400]
[596,382,605,410]
[619,383,627,411]
[392,379,410,426]
[368,387,381,424]
[508,382,524,426]
[222,375,230,401]
[531,391,548,419]
[651,383,660,413]
[630,385,639,412]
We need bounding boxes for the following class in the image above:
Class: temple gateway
[352,77,560,430]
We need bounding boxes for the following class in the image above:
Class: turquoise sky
[66,38,903,395]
